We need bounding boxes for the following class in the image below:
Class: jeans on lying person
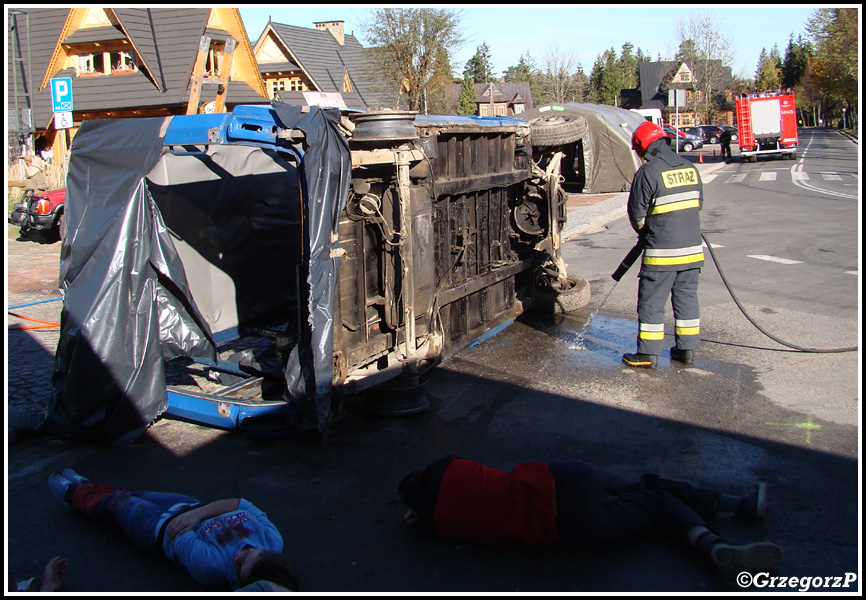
[72,483,202,554]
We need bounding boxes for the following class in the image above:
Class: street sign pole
[50,77,74,176]
[669,89,686,153]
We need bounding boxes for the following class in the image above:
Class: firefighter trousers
[636,268,700,355]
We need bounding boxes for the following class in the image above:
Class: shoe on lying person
[622,353,658,369]
[48,474,76,508]
[737,482,768,519]
[711,541,783,571]
[61,469,90,486]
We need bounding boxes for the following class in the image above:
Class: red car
[8,188,66,241]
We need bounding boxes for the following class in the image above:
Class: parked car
[697,125,726,144]
[681,126,707,141]
[8,188,66,241]
[663,125,704,152]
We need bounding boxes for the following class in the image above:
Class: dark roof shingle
[7,8,267,129]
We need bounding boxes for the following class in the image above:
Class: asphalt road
[560,128,859,447]
[5,128,860,593]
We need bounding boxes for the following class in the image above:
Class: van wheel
[42,212,65,243]
[530,114,588,147]
[57,212,67,241]
[531,275,592,315]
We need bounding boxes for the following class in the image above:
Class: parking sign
[51,77,73,112]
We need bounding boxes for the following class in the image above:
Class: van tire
[531,275,592,315]
[530,114,589,147]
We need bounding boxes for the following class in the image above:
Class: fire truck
[735,90,798,162]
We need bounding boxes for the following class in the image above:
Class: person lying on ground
[398,455,782,572]
[49,470,299,591]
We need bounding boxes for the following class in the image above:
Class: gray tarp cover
[564,103,646,193]
[48,117,216,445]
[271,102,351,435]
[47,103,350,445]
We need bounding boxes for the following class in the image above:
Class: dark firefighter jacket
[627,141,704,271]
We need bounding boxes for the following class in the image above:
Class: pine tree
[781,34,813,90]
[463,42,494,83]
[755,50,782,91]
[457,75,477,115]
[503,52,536,83]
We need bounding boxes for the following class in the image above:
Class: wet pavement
[5,153,860,592]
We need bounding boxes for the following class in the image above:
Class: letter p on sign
[51,77,73,112]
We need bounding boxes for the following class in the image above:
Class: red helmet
[632,121,670,157]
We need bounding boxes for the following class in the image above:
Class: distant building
[252,19,393,110]
[450,80,534,117]
[475,81,532,116]
[7,7,268,162]
[620,61,735,126]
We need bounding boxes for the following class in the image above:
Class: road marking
[702,240,723,248]
[820,173,842,181]
[791,171,810,181]
[747,255,803,265]
[702,174,718,184]
[725,174,747,183]
[759,171,777,181]
[790,135,858,199]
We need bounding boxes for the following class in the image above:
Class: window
[75,47,137,77]
[78,52,104,75]
[110,50,136,73]
[265,76,307,99]
[205,40,225,78]
[478,103,507,117]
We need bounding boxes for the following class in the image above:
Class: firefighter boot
[622,353,658,369]
[670,347,695,365]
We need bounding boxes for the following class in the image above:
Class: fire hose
[611,233,857,354]
[8,297,62,331]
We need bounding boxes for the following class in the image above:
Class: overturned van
[46,102,585,445]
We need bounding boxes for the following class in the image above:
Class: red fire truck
[735,90,798,162]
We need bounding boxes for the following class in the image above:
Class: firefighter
[719,129,732,160]
[623,122,703,369]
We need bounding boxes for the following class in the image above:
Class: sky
[238,5,826,80]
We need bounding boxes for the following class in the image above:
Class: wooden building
[252,19,393,110]
[475,81,532,117]
[620,61,735,126]
[8,7,268,164]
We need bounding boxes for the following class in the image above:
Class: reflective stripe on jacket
[627,144,704,272]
